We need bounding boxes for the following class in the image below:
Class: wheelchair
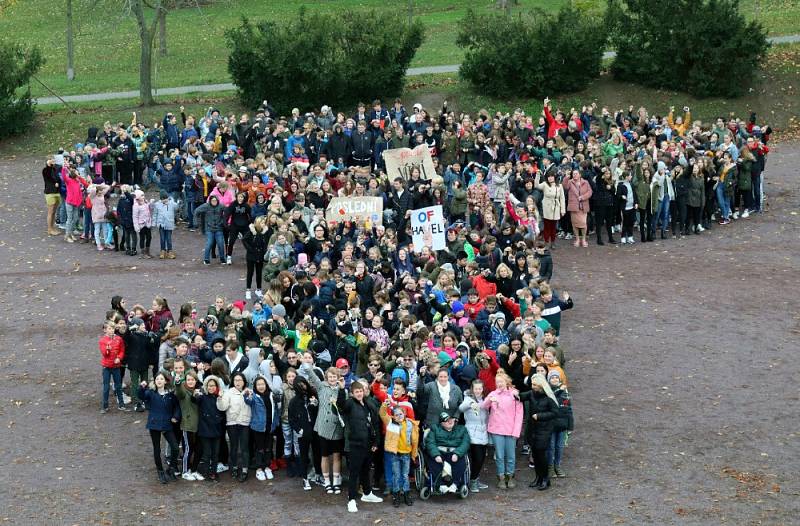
[414,446,471,500]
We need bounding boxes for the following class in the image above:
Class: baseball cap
[439,411,455,423]
[336,358,349,369]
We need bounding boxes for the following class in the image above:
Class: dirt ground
[0,144,797,525]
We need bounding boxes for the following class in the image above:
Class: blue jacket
[244,388,280,433]
[139,386,180,431]
[117,192,134,228]
[284,134,306,161]
[156,158,183,193]
[163,116,179,147]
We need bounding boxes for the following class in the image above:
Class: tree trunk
[66,0,75,80]
[139,28,155,105]
[158,7,167,56]
[407,0,413,25]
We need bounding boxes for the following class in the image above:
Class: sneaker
[134,403,145,412]
[469,480,480,493]
[564,233,574,240]
[203,260,210,265]
[620,237,628,244]
[741,209,750,218]
[122,394,131,404]
[314,474,325,486]
[117,404,131,412]
[521,444,530,455]
[226,255,232,265]
[100,408,108,414]
[265,468,274,480]
[182,472,196,481]
[697,225,705,232]
[477,479,489,489]
[360,492,383,503]
[255,289,263,298]
[255,469,266,481]
[628,237,635,244]
[557,231,565,239]
[733,211,739,220]
[303,478,312,491]
[347,500,358,513]
[447,483,458,494]
[245,290,252,300]
[217,463,228,473]
[97,245,104,251]
[193,471,205,481]
[438,484,450,494]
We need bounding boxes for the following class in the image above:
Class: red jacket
[477,350,500,393]
[471,275,497,300]
[464,299,485,321]
[371,382,415,432]
[544,105,567,139]
[99,335,125,368]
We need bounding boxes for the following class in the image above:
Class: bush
[456,6,606,98]
[226,11,424,113]
[0,42,43,139]
[606,0,770,98]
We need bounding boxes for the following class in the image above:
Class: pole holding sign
[410,205,446,252]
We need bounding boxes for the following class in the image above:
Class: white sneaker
[620,237,628,244]
[265,468,274,480]
[226,255,232,265]
[439,484,450,494]
[256,469,266,481]
[628,237,635,244]
[217,463,228,473]
[245,289,252,300]
[122,393,132,404]
[564,233,574,240]
[360,492,383,503]
[733,211,739,219]
[255,289,263,298]
[742,209,750,218]
[448,483,458,493]
[347,500,358,513]
[182,472,195,481]
[192,471,204,481]
[303,478,312,490]
[698,225,705,232]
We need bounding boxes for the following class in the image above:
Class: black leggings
[621,208,636,238]
[676,197,689,234]
[532,446,548,481]
[227,225,249,257]
[594,205,614,242]
[198,436,220,477]
[228,424,249,471]
[468,443,487,482]
[688,206,702,232]
[246,260,264,290]
[347,445,373,500]
[639,208,653,240]
[149,429,179,471]
[138,226,152,249]
[251,429,273,470]
[124,227,137,252]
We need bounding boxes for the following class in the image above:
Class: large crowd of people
[47,94,771,512]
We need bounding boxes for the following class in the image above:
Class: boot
[392,492,400,508]
[143,247,153,259]
[165,466,177,481]
[238,469,248,483]
[660,229,666,240]
[537,477,551,491]
[159,250,166,259]
[497,475,506,489]
[554,465,566,478]
[167,250,176,259]
[529,475,542,488]
[157,469,168,484]
[130,248,138,256]
[403,490,413,506]
[607,232,617,244]
[647,232,654,242]
[548,464,556,479]
[505,474,516,489]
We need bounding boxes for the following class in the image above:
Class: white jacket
[217,387,252,426]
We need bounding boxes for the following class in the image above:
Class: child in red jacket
[100,321,129,413]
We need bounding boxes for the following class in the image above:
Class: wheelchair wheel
[464,455,471,484]
[459,484,470,499]
[419,486,431,500]
[414,454,426,491]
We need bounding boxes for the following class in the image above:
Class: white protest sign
[383,145,436,180]
[325,196,383,225]
[411,205,446,252]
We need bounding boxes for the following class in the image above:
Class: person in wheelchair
[423,412,471,495]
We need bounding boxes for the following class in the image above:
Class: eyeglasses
[369,362,380,367]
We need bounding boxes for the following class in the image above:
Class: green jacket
[737,158,753,191]
[687,175,705,208]
[175,382,199,433]
[450,187,467,217]
[633,172,657,214]
[424,422,470,458]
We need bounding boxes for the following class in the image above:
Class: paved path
[35,34,800,106]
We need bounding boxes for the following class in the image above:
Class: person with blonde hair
[242,215,269,300]
[520,373,559,490]
[482,370,524,489]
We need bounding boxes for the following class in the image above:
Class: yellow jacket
[667,110,691,137]
[379,404,419,457]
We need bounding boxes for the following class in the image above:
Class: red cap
[335,358,349,369]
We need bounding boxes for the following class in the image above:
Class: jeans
[150,429,179,472]
[491,433,517,476]
[656,196,670,232]
[57,199,67,224]
[82,207,93,238]
[159,227,173,251]
[715,184,731,219]
[204,230,226,262]
[129,369,148,403]
[186,199,198,228]
[424,451,467,487]
[94,222,107,247]
[387,452,411,492]
[281,421,300,457]
[124,227,137,252]
[65,203,80,235]
[547,430,566,467]
[751,171,762,212]
[101,367,123,409]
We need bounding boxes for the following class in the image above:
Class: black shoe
[165,468,177,481]
[537,477,551,491]
[134,403,145,413]
[392,492,401,508]
[231,468,239,479]
[529,476,541,488]
[130,250,137,256]
[608,236,617,244]
[661,231,667,239]
[403,491,413,506]
[157,470,168,484]
[596,239,605,246]
[238,470,248,483]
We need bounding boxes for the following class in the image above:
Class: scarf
[437,381,451,409]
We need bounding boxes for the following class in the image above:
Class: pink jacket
[563,177,593,213]
[209,186,235,207]
[90,146,109,176]
[63,168,86,207]
[89,185,109,223]
[133,200,153,231]
[481,388,523,438]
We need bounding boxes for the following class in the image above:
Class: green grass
[0,0,796,98]
[3,43,798,157]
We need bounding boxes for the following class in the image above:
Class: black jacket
[521,390,559,449]
[325,131,351,164]
[593,175,616,207]
[351,132,373,161]
[123,329,157,371]
[338,391,380,449]
[193,393,226,438]
[552,387,574,432]
[42,165,60,194]
[117,192,135,229]
[224,202,252,229]
[242,226,269,262]
[535,250,553,282]
[288,394,318,438]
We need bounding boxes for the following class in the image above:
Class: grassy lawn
[0,0,796,98]
[3,43,798,157]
